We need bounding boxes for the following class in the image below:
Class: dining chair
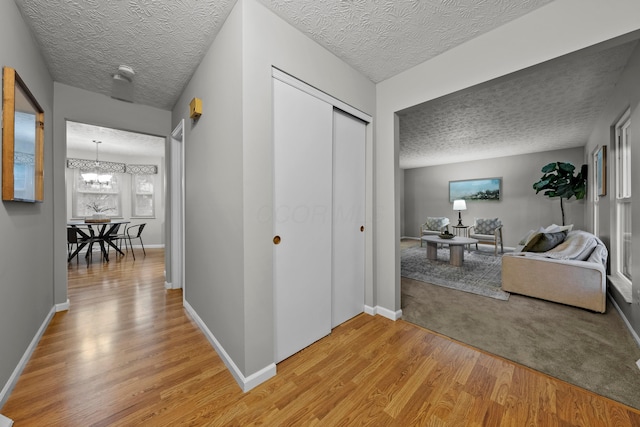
[126,223,147,260]
[68,226,94,263]
[67,227,80,263]
[106,223,127,257]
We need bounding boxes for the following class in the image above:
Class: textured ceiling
[398,40,638,168]
[14,0,236,110]
[14,0,553,109]
[16,0,632,167]
[258,0,553,83]
[66,121,165,158]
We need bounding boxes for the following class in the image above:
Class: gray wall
[0,1,54,405]
[584,37,640,337]
[403,147,586,247]
[172,0,246,374]
[172,0,375,379]
[52,85,171,307]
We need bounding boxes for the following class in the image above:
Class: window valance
[66,158,157,174]
[126,164,158,175]
[67,158,126,173]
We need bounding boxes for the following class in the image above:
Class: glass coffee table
[420,235,478,267]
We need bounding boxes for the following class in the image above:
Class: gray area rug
[401,245,510,300]
[401,241,640,410]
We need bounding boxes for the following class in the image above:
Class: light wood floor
[3,249,640,426]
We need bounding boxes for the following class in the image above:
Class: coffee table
[420,235,479,267]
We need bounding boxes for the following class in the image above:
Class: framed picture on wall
[595,146,607,197]
[449,178,501,202]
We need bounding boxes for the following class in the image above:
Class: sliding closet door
[332,109,366,327]
[273,78,333,363]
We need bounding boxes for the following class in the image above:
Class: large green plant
[533,162,587,226]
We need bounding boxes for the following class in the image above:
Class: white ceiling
[66,121,165,158]
[14,0,635,165]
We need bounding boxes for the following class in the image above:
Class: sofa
[501,228,608,313]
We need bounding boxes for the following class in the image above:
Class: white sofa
[501,230,608,313]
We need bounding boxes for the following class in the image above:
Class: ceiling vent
[111,65,135,103]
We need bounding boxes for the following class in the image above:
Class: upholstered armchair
[419,217,450,247]
[469,218,503,255]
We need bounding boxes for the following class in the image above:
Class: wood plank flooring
[3,248,640,426]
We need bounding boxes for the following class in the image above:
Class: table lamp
[453,199,467,226]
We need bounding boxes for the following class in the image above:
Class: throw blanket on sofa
[543,230,606,264]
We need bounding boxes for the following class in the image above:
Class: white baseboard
[609,293,640,348]
[183,301,276,392]
[55,299,70,312]
[164,281,182,290]
[364,305,402,320]
[0,307,55,407]
[0,414,13,427]
[132,244,164,249]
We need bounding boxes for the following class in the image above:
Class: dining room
[65,120,165,265]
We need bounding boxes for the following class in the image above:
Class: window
[72,170,122,218]
[592,147,600,236]
[132,174,155,218]
[614,109,631,285]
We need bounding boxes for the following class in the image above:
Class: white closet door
[273,78,333,363]
[332,109,366,327]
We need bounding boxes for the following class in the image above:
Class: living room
[399,29,640,339]
[398,31,640,408]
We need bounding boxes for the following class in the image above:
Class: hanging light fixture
[81,140,112,186]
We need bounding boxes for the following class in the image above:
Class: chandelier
[81,140,112,186]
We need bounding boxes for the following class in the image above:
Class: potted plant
[86,200,113,222]
[533,161,587,226]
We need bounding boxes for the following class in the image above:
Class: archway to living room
[395,33,640,410]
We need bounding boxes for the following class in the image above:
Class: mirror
[2,66,44,202]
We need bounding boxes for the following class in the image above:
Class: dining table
[67,220,130,262]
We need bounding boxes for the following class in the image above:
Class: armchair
[419,217,450,247]
[469,218,503,255]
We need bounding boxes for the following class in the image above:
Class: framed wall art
[595,145,607,197]
[449,178,501,202]
[2,66,44,202]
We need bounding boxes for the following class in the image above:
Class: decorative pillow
[424,217,448,231]
[518,227,544,245]
[522,230,568,253]
[544,223,574,233]
[474,218,501,235]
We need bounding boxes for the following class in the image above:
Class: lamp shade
[453,199,467,211]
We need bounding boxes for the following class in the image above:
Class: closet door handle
[360,226,364,232]
[273,235,281,245]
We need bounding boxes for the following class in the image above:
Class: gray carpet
[401,242,640,410]
[401,244,510,300]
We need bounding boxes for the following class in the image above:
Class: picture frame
[2,66,44,202]
[449,178,501,202]
[595,145,607,197]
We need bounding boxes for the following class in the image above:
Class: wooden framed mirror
[2,66,44,202]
